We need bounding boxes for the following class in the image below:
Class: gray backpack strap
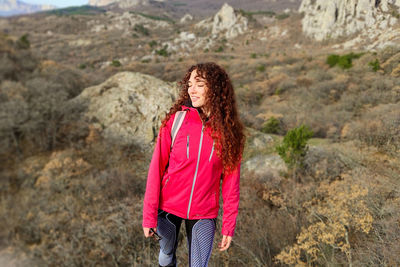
[171,111,187,149]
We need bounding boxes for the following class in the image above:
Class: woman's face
[188,69,208,108]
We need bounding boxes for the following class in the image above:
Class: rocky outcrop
[196,3,248,39]
[0,0,54,16]
[299,0,400,41]
[179,13,193,24]
[69,72,178,147]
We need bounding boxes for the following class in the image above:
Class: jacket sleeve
[142,114,174,228]
[221,162,241,237]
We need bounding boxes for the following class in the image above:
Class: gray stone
[299,0,400,41]
[70,72,178,147]
[196,3,248,39]
[243,154,287,177]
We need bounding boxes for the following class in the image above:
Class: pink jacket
[142,105,241,236]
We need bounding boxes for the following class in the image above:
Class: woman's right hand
[143,227,156,238]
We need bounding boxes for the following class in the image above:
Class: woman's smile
[188,69,208,108]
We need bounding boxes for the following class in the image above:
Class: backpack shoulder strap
[170,110,187,149]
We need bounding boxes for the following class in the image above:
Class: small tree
[261,117,280,134]
[368,59,381,72]
[275,124,313,180]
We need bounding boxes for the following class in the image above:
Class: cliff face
[0,0,54,16]
[299,0,400,41]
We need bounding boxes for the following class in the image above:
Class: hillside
[0,0,400,266]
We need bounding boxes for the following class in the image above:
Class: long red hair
[161,62,245,174]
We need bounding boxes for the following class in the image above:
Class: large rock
[70,72,178,147]
[196,3,248,39]
[243,154,287,177]
[299,0,400,41]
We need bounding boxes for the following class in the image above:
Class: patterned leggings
[157,209,216,267]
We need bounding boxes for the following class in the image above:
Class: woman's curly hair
[161,62,245,174]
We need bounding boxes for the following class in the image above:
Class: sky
[23,0,89,8]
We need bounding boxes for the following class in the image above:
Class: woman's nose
[188,85,196,93]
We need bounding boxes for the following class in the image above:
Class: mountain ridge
[0,0,55,17]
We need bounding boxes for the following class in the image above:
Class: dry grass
[1,7,400,267]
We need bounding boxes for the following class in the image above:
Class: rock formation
[179,13,193,24]
[196,3,248,39]
[299,0,400,41]
[69,72,178,147]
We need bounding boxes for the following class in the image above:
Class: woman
[142,62,245,267]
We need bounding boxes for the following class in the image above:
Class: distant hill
[0,0,55,16]
[88,0,302,19]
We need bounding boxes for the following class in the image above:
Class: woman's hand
[143,227,156,238]
[218,235,232,251]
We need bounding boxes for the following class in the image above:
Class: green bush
[338,55,353,69]
[368,59,381,72]
[326,54,340,67]
[256,65,266,72]
[215,46,224,52]
[133,24,149,36]
[16,34,30,49]
[155,45,169,57]
[275,125,313,176]
[110,60,121,67]
[326,52,364,69]
[276,13,290,20]
[262,117,280,134]
[251,53,257,59]
[148,40,157,48]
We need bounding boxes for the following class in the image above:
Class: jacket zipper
[209,140,215,162]
[163,177,170,188]
[187,123,204,219]
[186,135,190,159]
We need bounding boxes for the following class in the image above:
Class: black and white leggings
[157,209,216,267]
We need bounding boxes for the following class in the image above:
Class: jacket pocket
[186,135,190,159]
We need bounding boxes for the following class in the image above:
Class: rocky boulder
[69,72,178,147]
[299,0,400,41]
[180,13,193,24]
[196,3,248,39]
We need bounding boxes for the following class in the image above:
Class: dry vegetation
[1,6,400,267]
